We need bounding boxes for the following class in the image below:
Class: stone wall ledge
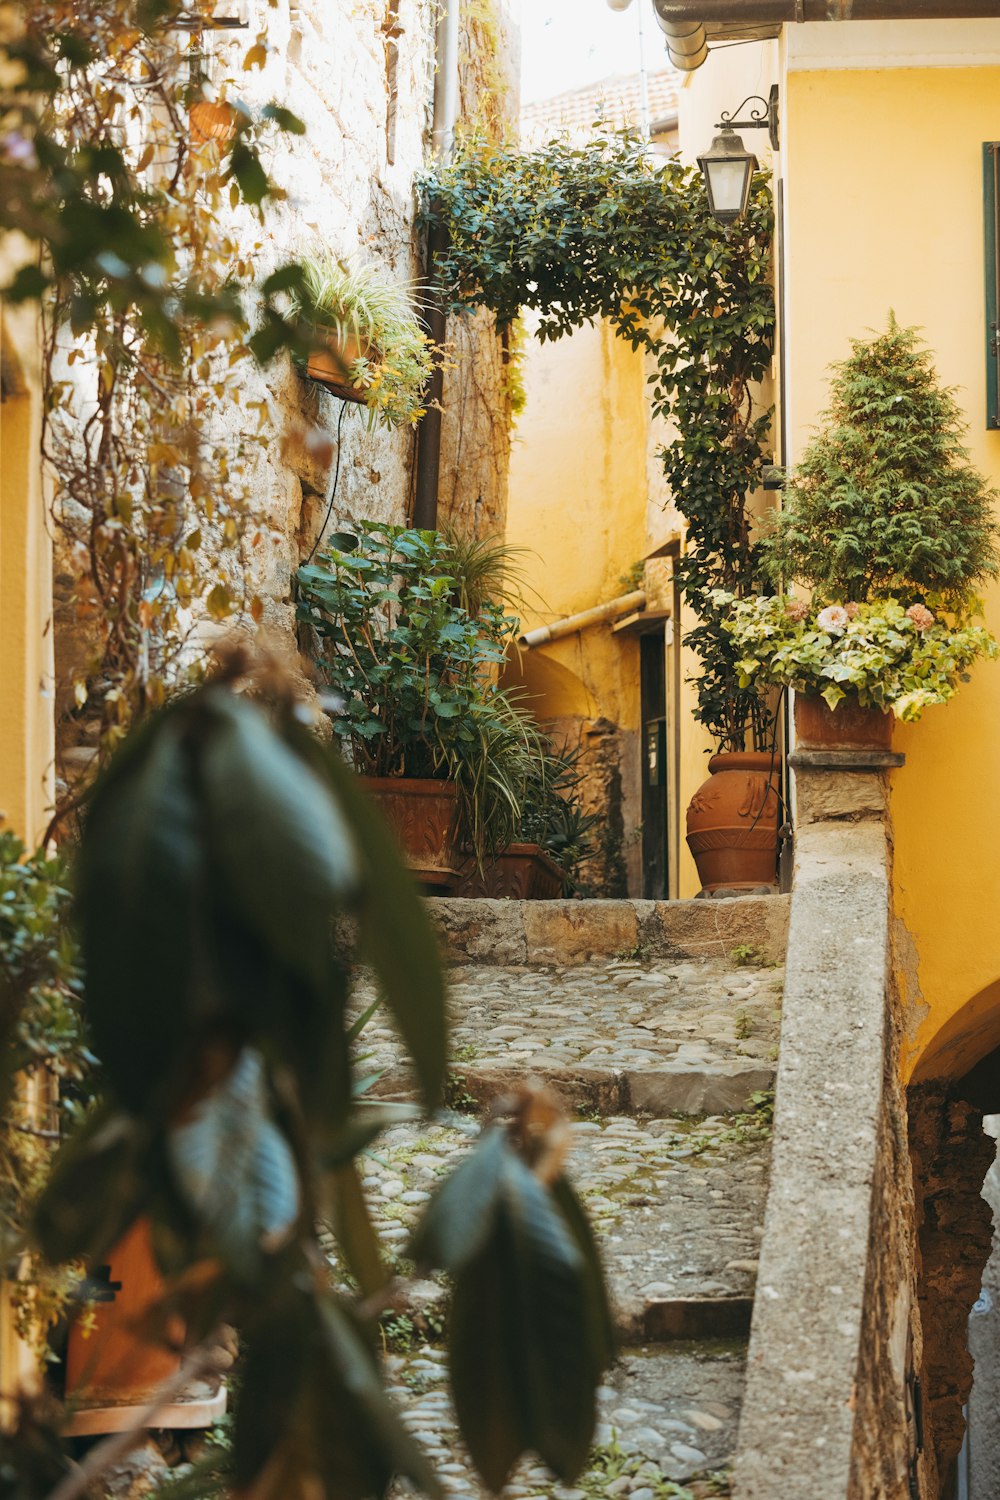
[734,765,915,1499]
[426,893,790,967]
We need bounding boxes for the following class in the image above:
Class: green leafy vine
[420,132,777,751]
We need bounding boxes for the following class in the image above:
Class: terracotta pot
[358,776,460,891]
[63,1218,226,1435]
[305,333,371,403]
[189,100,238,146]
[794,693,893,752]
[685,751,780,895]
[453,843,564,901]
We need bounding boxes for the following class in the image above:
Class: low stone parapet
[427,893,790,967]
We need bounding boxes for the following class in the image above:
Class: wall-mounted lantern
[698,86,779,227]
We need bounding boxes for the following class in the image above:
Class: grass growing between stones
[574,1440,731,1499]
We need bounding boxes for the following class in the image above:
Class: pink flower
[845,602,861,620]
[817,605,849,634]
[784,599,808,623]
[906,603,935,632]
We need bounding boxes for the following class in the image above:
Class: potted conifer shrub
[722,316,1000,748]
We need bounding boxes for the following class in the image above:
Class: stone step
[359,952,784,1118]
[428,894,789,968]
[326,1111,765,1498]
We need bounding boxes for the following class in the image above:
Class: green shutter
[986,143,1000,430]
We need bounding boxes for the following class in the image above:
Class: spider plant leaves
[167,1048,300,1280]
[235,1289,441,1500]
[32,1103,148,1266]
[75,707,206,1112]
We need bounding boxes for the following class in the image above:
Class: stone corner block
[793,767,890,825]
[425,897,527,965]
[521,900,639,964]
[650,895,790,965]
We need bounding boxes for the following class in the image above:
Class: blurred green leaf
[167,1048,300,1279]
[33,1104,148,1265]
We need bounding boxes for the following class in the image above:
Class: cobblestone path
[340,898,787,1500]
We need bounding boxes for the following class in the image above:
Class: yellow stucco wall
[782,63,1000,1081]
[504,316,652,893]
[0,297,53,848]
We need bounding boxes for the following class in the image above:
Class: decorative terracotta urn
[358,776,460,891]
[685,751,780,895]
[793,693,893,752]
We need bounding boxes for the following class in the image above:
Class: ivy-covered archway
[421,133,776,752]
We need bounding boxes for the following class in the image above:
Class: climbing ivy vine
[420,133,777,752]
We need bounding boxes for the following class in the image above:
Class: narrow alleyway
[336,897,788,1498]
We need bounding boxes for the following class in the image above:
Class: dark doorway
[640,632,668,899]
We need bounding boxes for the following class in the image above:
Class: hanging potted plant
[288,255,436,429]
[296,523,523,889]
[725,317,1000,748]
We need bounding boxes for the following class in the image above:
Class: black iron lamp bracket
[716,85,779,151]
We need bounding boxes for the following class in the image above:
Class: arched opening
[907,991,1000,1497]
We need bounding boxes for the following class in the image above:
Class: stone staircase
[346,895,790,1500]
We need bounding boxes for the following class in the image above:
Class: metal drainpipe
[518,591,648,649]
[412,0,460,531]
[650,2,708,70]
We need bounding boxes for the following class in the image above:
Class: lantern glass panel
[706,157,751,219]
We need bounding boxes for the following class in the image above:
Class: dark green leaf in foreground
[200,690,360,1000]
[167,1047,300,1279]
[75,710,204,1111]
[235,1289,441,1500]
[408,1124,507,1271]
[33,1104,148,1265]
[299,735,448,1114]
[413,1130,606,1491]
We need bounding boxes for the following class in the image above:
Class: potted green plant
[289,256,436,429]
[296,523,520,888]
[732,316,1000,747]
[453,730,594,900]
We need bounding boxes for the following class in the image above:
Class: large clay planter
[64,1218,226,1435]
[794,693,893,752]
[454,843,564,901]
[685,751,780,895]
[358,776,460,891]
[305,333,370,404]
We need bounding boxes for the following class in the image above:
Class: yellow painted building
[512,14,1000,1082]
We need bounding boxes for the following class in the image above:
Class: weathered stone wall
[221,0,516,640]
[733,756,926,1500]
[908,1084,995,1488]
[968,1118,1000,1500]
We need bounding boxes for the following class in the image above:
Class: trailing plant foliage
[14,654,611,1499]
[290,256,439,429]
[298,523,514,778]
[763,317,1000,606]
[722,593,998,719]
[1,0,335,823]
[298,523,547,865]
[420,133,776,752]
[0,835,91,1349]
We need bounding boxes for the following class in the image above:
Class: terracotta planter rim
[357,774,457,796]
[707,750,779,775]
